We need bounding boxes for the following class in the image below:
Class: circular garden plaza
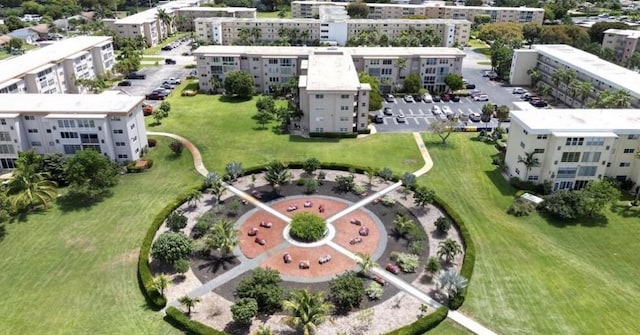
[144,160,473,335]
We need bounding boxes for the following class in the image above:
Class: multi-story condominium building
[194,16,470,47]
[0,36,115,94]
[175,7,256,31]
[601,28,640,63]
[509,44,640,108]
[194,46,464,133]
[298,49,371,133]
[291,1,544,24]
[505,102,640,191]
[0,93,149,169]
[104,0,201,47]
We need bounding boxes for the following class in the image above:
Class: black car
[125,72,146,80]
[432,95,441,102]
[117,80,131,87]
[530,100,548,107]
[164,58,176,65]
[413,94,423,102]
[465,83,476,89]
[451,95,460,102]
[161,45,173,51]
[374,115,384,124]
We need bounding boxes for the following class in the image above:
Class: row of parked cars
[512,87,549,108]
[145,77,182,100]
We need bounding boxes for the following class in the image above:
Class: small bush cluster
[365,282,384,300]
[506,198,536,217]
[381,195,396,206]
[390,252,420,273]
[289,212,326,242]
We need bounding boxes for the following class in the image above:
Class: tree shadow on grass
[483,169,516,197]
[287,135,340,143]
[56,190,112,212]
[610,202,640,219]
[220,95,252,103]
[539,211,609,228]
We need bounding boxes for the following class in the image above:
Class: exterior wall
[176,8,257,31]
[24,63,66,94]
[509,49,538,86]
[91,41,116,74]
[602,30,640,62]
[0,80,27,94]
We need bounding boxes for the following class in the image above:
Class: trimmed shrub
[506,198,536,217]
[385,307,449,335]
[148,138,157,147]
[164,306,229,335]
[434,217,452,234]
[231,298,258,325]
[151,232,193,265]
[289,212,326,242]
[365,282,384,300]
[407,239,425,256]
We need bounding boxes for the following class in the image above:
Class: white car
[473,94,489,101]
[442,105,453,117]
[396,113,406,123]
[423,94,433,103]
[431,105,442,115]
[404,95,414,103]
[163,77,181,85]
[512,87,527,94]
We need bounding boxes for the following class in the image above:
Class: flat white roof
[293,1,544,11]
[0,36,111,86]
[533,44,640,99]
[305,50,359,91]
[114,0,199,24]
[511,103,640,134]
[604,28,640,38]
[194,45,465,58]
[196,16,470,25]
[177,6,256,12]
[0,94,144,115]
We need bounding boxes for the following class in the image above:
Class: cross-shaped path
[148,131,497,335]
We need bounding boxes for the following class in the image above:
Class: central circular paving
[236,195,387,281]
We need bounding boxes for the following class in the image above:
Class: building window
[27,129,38,133]
[527,175,539,181]
[341,94,350,99]
[117,154,128,159]
[315,94,323,99]
[581,152,601,162]
[115,142,126,146]
[619,162,631,167]
[565,137,584,146]
[557,167,577,179]
[339,117,349,121]
[0,119,5,125]
[340,106,349,111]
[80,134,99,144]
[561,152,580,162]
[24,116,35,120]
[314,128,324,132]
[623,148,635,154]
[536,134,547,140]
[58,120,76,128]
[0,132,10,141]
[0,144,15,154]
[113,129,123,134]
[130,123,135,129]
[578,166,597,176]
[585,137,604,146]
[382,59,393,65]
[628,134,638,139]
[520,141,525,149]
[534,148,545,154]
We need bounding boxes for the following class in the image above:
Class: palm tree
[7,164,57,212]
[186,190,202,207]
[435,269,468,299]
[152,273,170,297]
[392,214,415,239]
[527,68,542,88]
[396,58,407,78]
[179,295,201,316]
[537,83,552,101]
[612,89,632,108]
[550,69,565,103]
[263,160,290,194]
[517,151,540,180]
[281,289,334,335]
[356,252,377,276]
[576,81,593,106]
[155,9,172,37]
[364,167,376,187]
[210,219,238,255]
[587,90,614,108]
[225,161,243,182]
[437,238,462,263]
[496,105,509,129]
[206,172,226,203]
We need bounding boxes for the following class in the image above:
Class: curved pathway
[148,131,496,335]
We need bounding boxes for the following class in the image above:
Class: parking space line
[407,109,413,115]
[413,118,420,125]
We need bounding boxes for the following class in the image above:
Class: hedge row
[164,307,229,335]
[138,185,204,310]
[385,307,449,335]
[309,132,358,138]
[239,162,401,182]
[432,194,476,310]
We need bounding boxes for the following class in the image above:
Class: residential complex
[194,16,470,47]
[505,102,640,191]
[509,44,640,108]
[0,93,149,169]
[291,1,544,24]
[601,28,640,62]
[0,36,115,94]
[103,0,200,47]
[175,7,256,31]
[194,45,464,132]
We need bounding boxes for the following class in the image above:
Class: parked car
[125,72,146,80]
[164,58,176,65]
[153,88,171,96]
[396,113,406,123]
[160,83,175,90]
[469,89,483,97]
[142,103,154,116]
[530,100,548,107]
[163,77,181,85]
[451,95,460,102]
[512,87,527,94]
[259,221,273,228]
[431,105,442,115]
[254,237,266,245]
[383,107,393,116]
[432,95,441,102]
[145,92,167,100]
[469,112,481,122]
[318,255,332,264]
[441,93,451,102]
[350,237,363,245]
[359,226,369,236]
[521,93,536,101]
[385,263,400,274]
[385,94,395,103]
[473,94,489,101]
[117,80,132,87]
[459,112,469,122]
[423,93,433,103]
[465,83,476,89]
[161,45,173,51]
[247,227,259,236]
[442,105,453,117]
[283,253,292,263]
[438,113,448,121]
[404,95,414,103]
[373,275,388,286]
[412,94,423,102]
[374,114,384,124]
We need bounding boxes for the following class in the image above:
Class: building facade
[194,17,470,47]
[0,36,115,94]
[601,28,640,63]
[505,102,640,191]
[175,7,256,31]
[509,44,640,108]
[291,1,544,24]
[0,93,149,169]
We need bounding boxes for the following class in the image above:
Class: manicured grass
[149,94,424,174]
[476,61,491,66]
[427,319,471,334]
[144,33,188,55]
[257,10,289,18]
[0,137,200,334]
[420,133,640,334]
[142,56,164,62]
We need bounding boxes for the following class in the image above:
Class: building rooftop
[293,1,543,11]
[304,50,359,91]
[194,16,470,25]
[0,36,112,87]
[512,102,640,134]
[604,28,640,38]
[533,44,640,99]
[0,94,144,115]
[177,6,256,12]
[194,45,466,58]
[113,0,199,24]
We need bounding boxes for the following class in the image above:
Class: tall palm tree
[517,151,540,180]
[7,165,57,212]
[152,273,170,297]
[576,81,593,106]
[263,160,290,194]
[496,105,510,129]
[356,252,377,276]
[537,83,552,101]
[205,172,226,203]
[550,69,565,103]
[155,9,172,37]
[437,238,462,263]
[281,289,334,335]
[178,295,201,316]
[612,89,632,108]
[527,68,542,88]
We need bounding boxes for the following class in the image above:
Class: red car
[254,237,266,245]
[247,227,259,236]
[386,263,400,274]
[142,103,153,116]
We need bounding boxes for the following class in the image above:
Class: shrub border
[164,307,229,335]
[385,306,449,335]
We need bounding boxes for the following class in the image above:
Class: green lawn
[150,92,424,174]
[0,137,200,334]
[428,319,471,334]
[421,133,640,334]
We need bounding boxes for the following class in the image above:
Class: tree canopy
[444,74,464,92]
[151,232,193,265]
[358,72,382,110]
[589,22,629,43]
[347,1,369,19]
[402,73,421,94]
[478,22,523,45]
[329,271,364,313]
[224,70,255,98]
[65,149,119,198]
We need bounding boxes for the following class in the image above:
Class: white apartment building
[509,44,640,108]
[0,36,115,94]
[601,28,640,62]
[298,50,371,133]
[104,0,201,47]
[291,1,544,24]
[175,7,256,31]
[194,46,465,94]
[0,94,149,169]
[505,102,640,191]
[194,16,470,47]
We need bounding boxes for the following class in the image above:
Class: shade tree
[151,232,193,265]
